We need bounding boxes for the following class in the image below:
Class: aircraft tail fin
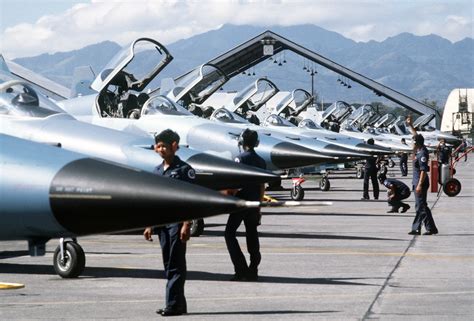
[70,66,96,98]
[0,54,11,73]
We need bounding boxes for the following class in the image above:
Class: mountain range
[12,24,474,107]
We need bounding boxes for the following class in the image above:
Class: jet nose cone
[323,144,371,158]
[187,153,280,189]
[49,158,245,235]
[271,142,335,169]
[356,142,393,155]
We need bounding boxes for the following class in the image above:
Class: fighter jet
[257,89,392,155]
[0,76,280,191]
[53,38,337,171]
[199,85,370,159]
[317,103,412,153]
[0,133,264,278]
[210,107,370,160]
[159,66,370,160]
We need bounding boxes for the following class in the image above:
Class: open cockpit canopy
[228,78,278,113]
[167,64,228,107]
[320,101,353,124]
[91,38,172,94]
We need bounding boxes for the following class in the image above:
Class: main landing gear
[290,173,330,201]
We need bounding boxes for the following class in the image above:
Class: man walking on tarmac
[143,129,195,316]
[399,138,409,176]
[225,129,266,282]
[361,138,379,200]
[406,116,438,235]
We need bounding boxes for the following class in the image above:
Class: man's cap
[155,129,180,145]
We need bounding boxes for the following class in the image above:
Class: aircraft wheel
[443,178,461,197]
[320,178,330,191]
[190,219,205,237]
[291,185,305,201]
[53,241,85,278]
[356,168,364,179]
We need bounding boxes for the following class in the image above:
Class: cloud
[2,0,472,59]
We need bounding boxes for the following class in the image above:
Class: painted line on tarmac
[1,290,473,306]
[188,247,473,260]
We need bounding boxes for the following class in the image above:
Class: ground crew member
[378,173,411,213]
[143,129,195,316]
[361,138,379,200]
[225,129,266,282]
[407,116,438,235]
[436,138,451,184]
[399,138,408,176]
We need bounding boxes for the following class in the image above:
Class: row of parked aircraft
[0,37,458,278]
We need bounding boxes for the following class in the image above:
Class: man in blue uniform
[399,138,408,176]
[378,173,411,213]
[143,129,195,316]
[407,116,438,235]
[361,138,379,200]
[225,129,266,282]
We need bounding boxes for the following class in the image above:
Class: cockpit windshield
[142,95,193,116]
[298,119,323,129]
[264,114,296,127]
[0,79,65,118]
[210,108,248,124]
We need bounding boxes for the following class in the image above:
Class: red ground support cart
[440,144,472,197]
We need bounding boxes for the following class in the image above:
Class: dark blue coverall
[363,156,379,200]
[411,146,438,233]
[225,149,266,279]
[383,178,411,210]
[399,152,408,176]
[154,156,195,311]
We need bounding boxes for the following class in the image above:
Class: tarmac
[0,159,473,320]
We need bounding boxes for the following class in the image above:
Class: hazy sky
[1,0,472,59]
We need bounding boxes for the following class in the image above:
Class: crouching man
[378,173,411,213]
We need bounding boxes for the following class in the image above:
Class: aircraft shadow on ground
[0,250,30,259]
[262,211,413,218]
[0,263,378,286]
[202,230,404,241]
